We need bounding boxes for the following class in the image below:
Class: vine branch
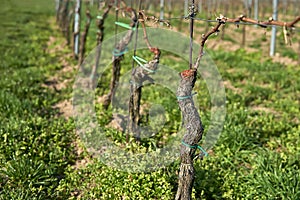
[194,15,227,70]
[139,10,171,28]
[226,15,300,28]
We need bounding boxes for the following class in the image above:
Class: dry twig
[227,15,300,28]
[194,15,227,70]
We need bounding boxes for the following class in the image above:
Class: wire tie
[132,56,156,73]
[177,92,197,101]
[113,47,128,56]
[115,21,136,30]
[181,141,208,157]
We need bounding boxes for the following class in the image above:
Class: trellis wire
[165,16,299,31]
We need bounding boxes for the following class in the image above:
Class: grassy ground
[0,0,77,199]
[0,0,299,199]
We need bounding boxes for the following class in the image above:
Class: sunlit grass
[0,0,299,199]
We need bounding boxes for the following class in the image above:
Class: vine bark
[102,7,138,109]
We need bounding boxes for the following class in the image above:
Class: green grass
[0,0,77,199]
[0,1,299,199]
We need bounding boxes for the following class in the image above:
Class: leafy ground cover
[0,1,77,199]
[0,1,299,199]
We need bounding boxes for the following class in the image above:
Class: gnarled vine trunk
[175,69,204,200]
[89,3,112,88]
[128,51,160,141]
[102,8,138,109]
[79,10,92,65]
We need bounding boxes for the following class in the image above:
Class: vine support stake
[74,0,81,59]
[270,0,278,56]
[184,0,188,16]
[189,0,195,69]
[254,0,258,27]
[160,0,164,26]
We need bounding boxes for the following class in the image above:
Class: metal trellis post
[198,0,202,13]
[74,0,81,58]
[270,0,278,56]
[160,0,164,26]
[184,0,188,16]
[254,0,258,21]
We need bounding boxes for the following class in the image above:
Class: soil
[45,21,76,119]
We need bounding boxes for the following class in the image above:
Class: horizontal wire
[164,16,300,31]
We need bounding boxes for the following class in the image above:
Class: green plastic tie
[177,92,197,101]
[113,47,128,57]
[115,21,136,30]
[132,56,156,73]
[181,141,208,157]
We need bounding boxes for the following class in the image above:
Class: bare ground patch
[45,20,77,118]
[223,80,242,93]
[250,106,280,116]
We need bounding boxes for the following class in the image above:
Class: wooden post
[254,0,258,27]
[189,0,195,69]
[220,1,229,40]
[59,0,69,30]
[66,4,73,46]
[254,0,258,21]
[90,4,112,88]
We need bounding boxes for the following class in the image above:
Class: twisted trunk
[79,10,92,65]
[103,8,138,109]
[175,69,204,200]
[89,4,112,88]
[128,52,160,141]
